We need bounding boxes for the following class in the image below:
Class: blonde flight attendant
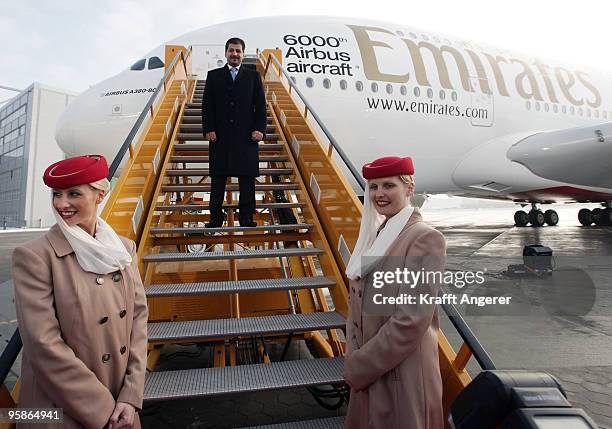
[343,156,446,429]
[11,155,148,429]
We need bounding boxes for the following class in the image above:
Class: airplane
[54,15,612,228]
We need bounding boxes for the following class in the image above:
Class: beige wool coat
[344,209,446,429]
[11,224,148,429]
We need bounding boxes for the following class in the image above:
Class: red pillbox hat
[43,155,109,189]
[362,156,414,179]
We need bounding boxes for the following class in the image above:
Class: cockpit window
[130,59,146,71]
[148,56,164,70]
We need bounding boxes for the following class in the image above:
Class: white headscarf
[345,187,414,280]
[52,179,132,274]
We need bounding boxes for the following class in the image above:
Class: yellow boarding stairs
[0,46,487,429]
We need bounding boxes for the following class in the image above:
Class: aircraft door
[192,44,226,79]
[470,76,494,127]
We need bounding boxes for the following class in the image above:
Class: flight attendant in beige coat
[11,155,148,429]
[343,156,445,429]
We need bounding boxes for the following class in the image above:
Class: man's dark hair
[225,37,245,52]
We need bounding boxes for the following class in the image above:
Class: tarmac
[0,206,610,428]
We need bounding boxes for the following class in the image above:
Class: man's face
[225,43,244,67]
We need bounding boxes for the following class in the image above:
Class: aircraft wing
[507,122,612,189]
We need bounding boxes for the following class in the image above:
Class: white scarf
[345,195,414,280]
[51,189,132,274]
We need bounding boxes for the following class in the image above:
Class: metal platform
[242,417,345,429]
[145,276,336,298]
[143,357,345,401]
[161,183,299,192]
[142,247,324,263]
[148,311,346,343]
[154,202,305,211]
[150,223,313,234]
[170,155,289,163]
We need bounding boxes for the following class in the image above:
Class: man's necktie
[231,67,237,81]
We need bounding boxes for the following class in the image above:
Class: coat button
[112,273,121,282]
[102,353,111,363]
[96,277,104,285]
[99,316,109,324]
[119,309,127,318]
[120,345,127,355]
[229,119,234,123]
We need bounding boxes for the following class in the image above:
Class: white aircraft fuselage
[55,16,612,204]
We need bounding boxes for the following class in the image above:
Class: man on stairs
[202,37,267,228]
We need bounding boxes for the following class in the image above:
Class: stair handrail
[258,50,366,190]
[258,49,495,371]
[108,46,192,177]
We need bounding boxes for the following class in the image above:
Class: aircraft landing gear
[579,202,612,226]
[514,204,558,227]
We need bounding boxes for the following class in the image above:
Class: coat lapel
[46,224,74,257]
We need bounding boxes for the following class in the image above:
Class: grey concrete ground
[1,209,611,428]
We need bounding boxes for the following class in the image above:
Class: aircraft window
[578,107,583,116]
[562,106,567,114]
[553,104,558,113]
[444,39,451,45]
[130,59,146,71]
[371,82,379,92]
[414,87,420,97]
[400,85,407,96]
[306,77,314,88]
[422,34,430,41]
[340,80,347,90]
[451,91,457,101]
[396,30,405,37]
[426,88,433,99]
[433,36,440,43]
[439,90,446,100]
[409,32,417,39]
[570,106,575,115]
[386,84,393,94]
[544,103,549,112]
[356,81,363,91]
[323,78,331,89]
[148,56,164,70]
[535,102,540,111]
[526,101,531,110]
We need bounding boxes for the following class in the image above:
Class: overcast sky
[2,0,611,102]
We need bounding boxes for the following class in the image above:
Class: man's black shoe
[205,220,223,228]
[239,219,257,228]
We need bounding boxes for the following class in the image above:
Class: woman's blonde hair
[399,174,414,185]
[88,179,111,199]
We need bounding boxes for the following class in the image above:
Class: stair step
[181,116,273,124]
[242,417,345,429]
[177,133,279,141]
[150,223,313,234]
[144,356,345,401]
[180,124,276,133]
[162,183,299,192]
[143,246,323,263]
[165,167,292,176]
[148,311,345,343]
[170,155,288,163]
[183,108,271,116]
[155,202,305,211]
[145,276,336,297]
[173,143,283,151]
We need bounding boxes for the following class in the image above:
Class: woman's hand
[108,402,136,429]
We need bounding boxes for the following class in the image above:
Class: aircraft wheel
[592,208,603,225]
[544,209,559,226]
[602,208,612,226]
[528,209,545,227]
[514,210,529,227]
[578,208,593,226]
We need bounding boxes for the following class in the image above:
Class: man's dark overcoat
[202,65,267,177]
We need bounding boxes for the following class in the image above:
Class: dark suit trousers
[209,176,256,222]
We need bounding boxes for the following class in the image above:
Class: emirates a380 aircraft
[54,16,612,227]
